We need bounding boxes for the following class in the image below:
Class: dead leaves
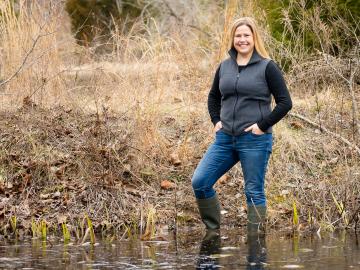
[218,174,230,185]
[290,120,304,130]
[49,165,67,178]
[22,96,37,109]
[123,183,142,197]
[169,153,181,166]
[160,180,176,190]
[40,191,61,202]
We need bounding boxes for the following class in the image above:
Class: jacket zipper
[231,73,240,135]
[258,101,263,120]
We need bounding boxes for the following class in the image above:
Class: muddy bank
[0,102,359,240]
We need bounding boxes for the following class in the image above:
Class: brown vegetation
[0,0,359,241]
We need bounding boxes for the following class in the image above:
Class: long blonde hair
[229,17,270,59]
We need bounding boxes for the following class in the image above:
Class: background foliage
[255,0,359,54]
[65,0,159,45]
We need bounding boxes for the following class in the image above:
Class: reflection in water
[247,230,266,270]
[0,231,359,269]
[196,230,221,269]
[195,228,267,270]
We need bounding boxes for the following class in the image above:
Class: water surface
[0,229,359,269]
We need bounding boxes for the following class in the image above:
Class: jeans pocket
[249,131,265,137]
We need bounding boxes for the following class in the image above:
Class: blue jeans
[191,130,272,206]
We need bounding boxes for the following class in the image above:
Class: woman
[191,17,292,231]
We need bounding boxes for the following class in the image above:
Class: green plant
[293,201,299,230]
[331,192,348,226]
[31,218,37,238]
[62,222,71,242]
[41,220,47,241]
[9,215,17,234]
[85,214,95,244]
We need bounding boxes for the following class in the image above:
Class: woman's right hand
[214,121,222,133]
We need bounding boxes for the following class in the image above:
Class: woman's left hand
[244,123,265,135]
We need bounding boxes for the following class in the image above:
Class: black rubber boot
[196,194,221,230]
[247,205,266,235]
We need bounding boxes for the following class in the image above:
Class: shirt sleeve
[257,60,293,132]
[207,65,222,126]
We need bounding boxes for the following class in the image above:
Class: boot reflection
[196,229,221,269]
[246,225,267,270]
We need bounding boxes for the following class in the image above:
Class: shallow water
[0,229,359,269]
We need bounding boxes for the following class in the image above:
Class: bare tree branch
[313,16,360,138]
[0,2,59,88]
[160,0,211,37]
[0,34,42,88]
[289,112,360,157]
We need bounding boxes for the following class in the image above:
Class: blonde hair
[229,17,270,59]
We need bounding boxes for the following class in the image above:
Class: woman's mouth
[236,43,249,47]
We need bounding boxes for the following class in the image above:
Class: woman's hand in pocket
[244,123,264,135]
[214,121,222,133]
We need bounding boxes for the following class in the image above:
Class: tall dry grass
[0,0,359,236]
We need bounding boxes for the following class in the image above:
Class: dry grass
[0,0,359,239]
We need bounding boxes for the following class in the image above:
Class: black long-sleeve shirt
[208,60,292,132]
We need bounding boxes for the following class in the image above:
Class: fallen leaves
[160,180,176,190]
[290,121,304,130]
[218,174,230,185]
[169,153,181,166]
[123,184,142,196]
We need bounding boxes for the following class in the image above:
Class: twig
[28,68,67,98]
[124,143,152,160]
[310,10,360,137]
[250,198,264,232]
[174,180,177,237]
[317,51,360,137]
[140,195,143,236]
[0,34,43,87]
[0,4,58,88]
[349,205,360,225]
[160,0,211,37]
[111,148,154,190]
[348,60,360,137]
[289,112,360,156]
[250,198,261,220]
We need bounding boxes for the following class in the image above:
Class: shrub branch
[289,112,360,156]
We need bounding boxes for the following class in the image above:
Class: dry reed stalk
[0,0,76,109]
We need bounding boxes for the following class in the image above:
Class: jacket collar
[228,47,263,65]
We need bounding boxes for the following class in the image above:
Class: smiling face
[233,24,255,57]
